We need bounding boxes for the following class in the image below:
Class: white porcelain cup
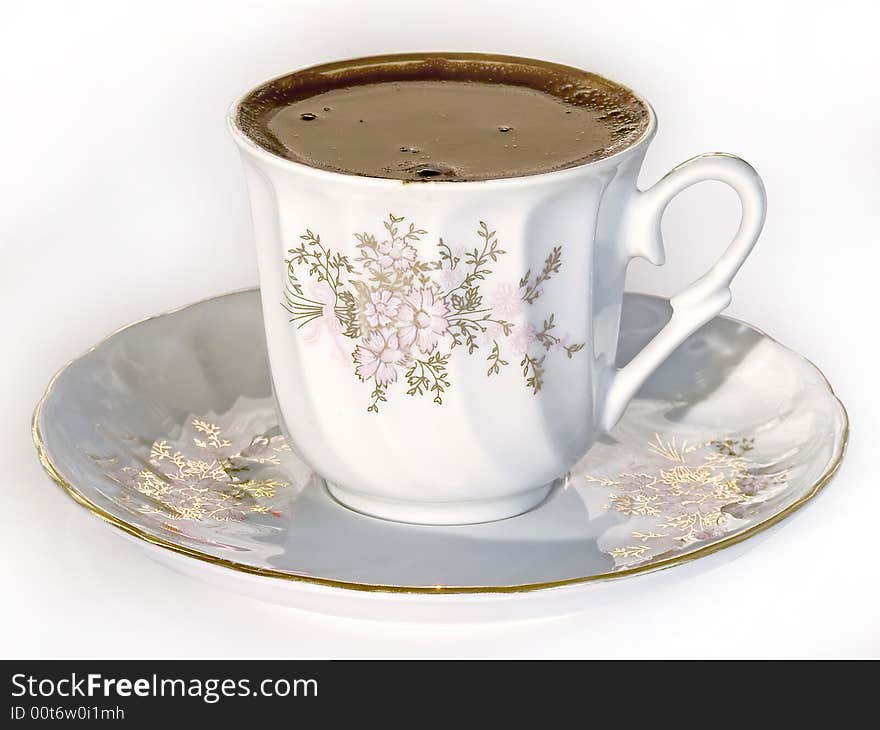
[229,53,766,525]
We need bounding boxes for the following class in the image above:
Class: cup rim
[227,52,657,188]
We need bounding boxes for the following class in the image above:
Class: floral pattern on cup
[282,215,585,412]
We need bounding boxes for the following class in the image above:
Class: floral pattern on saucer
[281,215,585,412]
[102,411,789,571]
[104,417,292,525]
[584,435,789,568]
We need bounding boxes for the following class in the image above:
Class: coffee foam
[235,53,650,181]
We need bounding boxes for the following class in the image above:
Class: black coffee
[235,54,650,182]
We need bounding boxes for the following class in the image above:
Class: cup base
[324,481,554,525]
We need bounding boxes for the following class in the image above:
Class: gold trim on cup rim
[31,288,850,595]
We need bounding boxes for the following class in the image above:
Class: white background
[1,0,877,658]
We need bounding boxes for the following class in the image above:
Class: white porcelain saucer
[33,289,847,622]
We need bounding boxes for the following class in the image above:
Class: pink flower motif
[438,243,467,289]
[693,526,727,542]
[377,236,417,272]
[552,333,572,353]
[507,323,536,357]
[739,475,769,496]
[363,289,401,328]
[398,288,450,353]
[439,265,467,293]
[491,282,525,317]
[299,281,348,362]
[354,331,405,386]
[476,321,504,350]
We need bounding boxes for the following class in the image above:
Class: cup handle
[598,152,767,432]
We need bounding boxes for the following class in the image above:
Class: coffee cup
[228,53,765,525]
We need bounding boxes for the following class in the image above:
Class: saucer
[33,289,848,621]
